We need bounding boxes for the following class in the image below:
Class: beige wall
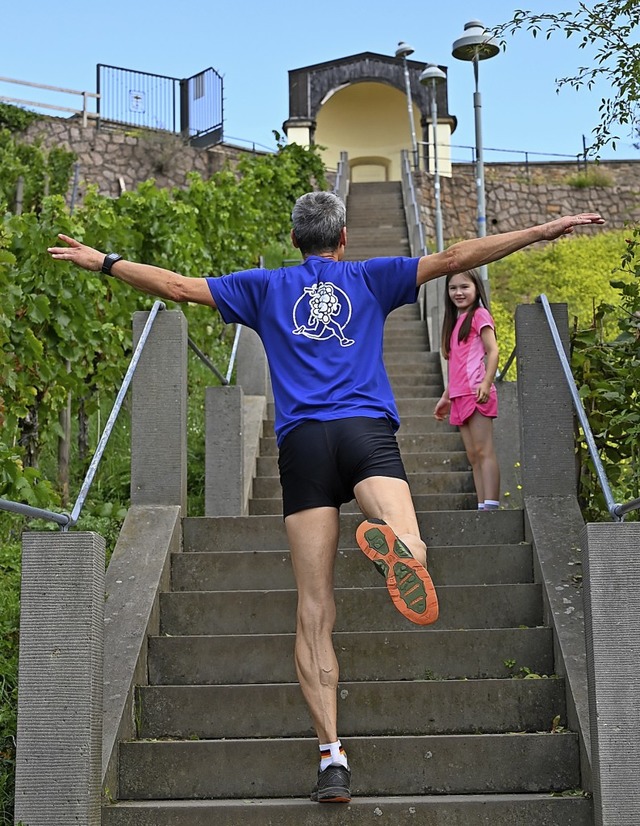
[315,81,421,182]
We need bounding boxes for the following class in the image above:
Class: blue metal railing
[0,300,166,530]
[537,294,640,521]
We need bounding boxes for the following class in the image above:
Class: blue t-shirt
[207,255,419,444]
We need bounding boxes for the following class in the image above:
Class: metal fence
[96,64,223,147]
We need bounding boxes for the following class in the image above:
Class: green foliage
[491,230,629,376]
[564,168,614,188]
[0,135,327,819]
[571,230,640,520]
[493,3,640,155]
[0,129,76,214]
[0,104,39,133]
[0,526,20,826]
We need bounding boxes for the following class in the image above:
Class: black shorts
[278,416,408,518]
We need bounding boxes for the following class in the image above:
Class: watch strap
[101,253,123,275]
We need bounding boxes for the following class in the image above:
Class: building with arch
[283,51,456,183]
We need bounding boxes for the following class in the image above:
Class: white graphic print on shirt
[291,282,354,347]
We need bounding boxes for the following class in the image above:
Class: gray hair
[291,191,346,255]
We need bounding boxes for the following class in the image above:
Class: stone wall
[15,116,640,239]
[20,116,259,204]
[417,160,640,245]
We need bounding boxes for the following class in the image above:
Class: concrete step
[385,350,440,360]
[344,248,410,259]
[182,510,525,552]
[396,417,457,434]
[117,733,580,799]
[384,341,430,353]
[137,678,566,739]
[102,793,593,826]
[384,320,426,333]
[398,433,465,452]
[348,228,408,240]
[172,544,533,591]
[159,583,542,636]
[250,492,478,515]
[390,382,446,396]
[256,450,470,477]
[251,470,472,500]
[148,627,554,685]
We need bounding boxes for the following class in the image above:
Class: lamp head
[452,20,499,61]
[395,41,415,59]
[419,64,447,85]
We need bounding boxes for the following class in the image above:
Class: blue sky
[3,0,633,162]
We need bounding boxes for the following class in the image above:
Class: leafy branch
[492,2,640,155]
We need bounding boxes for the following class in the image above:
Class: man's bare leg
[285,506,341,744]
[354,476,427,566]
[354,476,438,626]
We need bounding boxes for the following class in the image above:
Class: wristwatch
[101,253,123,275]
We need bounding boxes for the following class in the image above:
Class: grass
[564,167,614,188]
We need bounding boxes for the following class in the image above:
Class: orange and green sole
[355,518,439,626]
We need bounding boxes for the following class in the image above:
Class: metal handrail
[334,151,349,205]
[537,294,640,521]
[400,149,427,257]
[496,346,516,382]
[0,300,166,530]
[0,75,99,128]
[188,336,228,385]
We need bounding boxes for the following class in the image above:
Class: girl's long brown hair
[440,269,491,359]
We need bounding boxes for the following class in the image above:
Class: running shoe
[356,518,439,626]
[310,764,352,803]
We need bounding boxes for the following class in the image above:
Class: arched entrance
[283,51,456,182]
[315,81,419,182]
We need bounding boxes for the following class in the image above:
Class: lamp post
[419,64,446,253]
[452,20,499,285]
[395,41,419,170]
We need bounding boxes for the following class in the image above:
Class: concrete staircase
[102,301,592,825]
[343,181,410,259]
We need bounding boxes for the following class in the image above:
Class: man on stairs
[48,192,603,804]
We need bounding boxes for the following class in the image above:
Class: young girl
[433,269,500,510]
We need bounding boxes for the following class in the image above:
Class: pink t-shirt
[448,307,495,398]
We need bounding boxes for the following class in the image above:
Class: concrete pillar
[14,531,105,826]
[236,325,271,399]
[581,522,640,826]
[515,302,575,497]
[205,385,244,515]
[131,309,187,510]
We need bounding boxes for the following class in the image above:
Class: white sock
[484,499,500,510]
[477,503,485,510]
[319,740,349,770]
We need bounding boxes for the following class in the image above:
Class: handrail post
[14,531,105,826]
[581,521,640,824]
[515,302,576,496]
[131,309,188,510]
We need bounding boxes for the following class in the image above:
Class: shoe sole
[317,791,351,803]
[310,784,351,803]
[356,518,439,626]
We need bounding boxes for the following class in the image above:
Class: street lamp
[419,64,447,253]
[395,41,419,170]
[452,20,499,285]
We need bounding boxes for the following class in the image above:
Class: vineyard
[0,106,639,823]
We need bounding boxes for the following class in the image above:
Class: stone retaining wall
[20,117,258,203]
[15,117,640,239]
[417,161,640,245]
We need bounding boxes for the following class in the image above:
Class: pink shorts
[450,388,498,426]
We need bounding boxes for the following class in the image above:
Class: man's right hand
[540,213,605,241]
[47,234,105,271]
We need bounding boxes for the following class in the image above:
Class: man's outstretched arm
[416,213,605,286]
[47,234,216,307]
